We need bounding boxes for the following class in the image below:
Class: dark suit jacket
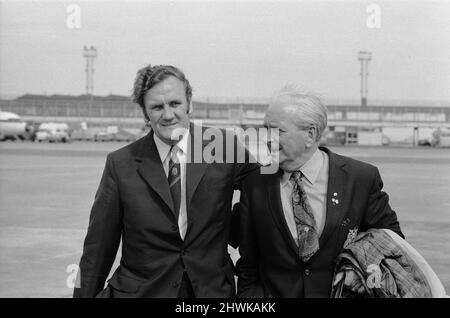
[73,123,258,298]
[236,147,403,298]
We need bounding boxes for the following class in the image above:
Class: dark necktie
[290,170,319,262]
[168,145,181,218]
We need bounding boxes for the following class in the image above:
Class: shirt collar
[280,148,324,187]
[153,128,190,163]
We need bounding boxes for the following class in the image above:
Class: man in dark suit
[236,85,404,298]
[74,64,257,298]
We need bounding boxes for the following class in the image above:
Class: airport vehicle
[0,111,27,141]
[418,139,432,146]
[94,126,138,142]
[94,130,114,142]
[23,121,42,141]
[114,129,139,142]
[35,122,71,143]
[432,128,450,148]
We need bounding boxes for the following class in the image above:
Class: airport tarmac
[1,141,449,297]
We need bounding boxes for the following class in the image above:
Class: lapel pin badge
[331,192,339,205]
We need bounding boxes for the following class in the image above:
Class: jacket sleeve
[232,135,260,190]
[235,184,265,298]
[363,167,404,239]
[73,154,123,298]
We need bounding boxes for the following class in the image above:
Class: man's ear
[306,126,317,147]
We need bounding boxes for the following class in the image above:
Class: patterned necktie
[290,170,319,262]
[168,145,181,218]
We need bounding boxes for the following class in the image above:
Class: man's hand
[333,270,365,294]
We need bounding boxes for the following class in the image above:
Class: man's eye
[151,105,163,110]
[170,101,181,107]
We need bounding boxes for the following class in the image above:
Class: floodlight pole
[358,51,372,107]
[83,46,98,96]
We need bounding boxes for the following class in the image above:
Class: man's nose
[161,104,175,120]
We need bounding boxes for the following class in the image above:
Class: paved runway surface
[1,141,449,297]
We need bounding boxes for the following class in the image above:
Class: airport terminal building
[1,94,450,146]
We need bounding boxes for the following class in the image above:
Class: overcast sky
[1,0,449,104]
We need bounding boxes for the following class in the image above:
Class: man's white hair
[272,84,328,142]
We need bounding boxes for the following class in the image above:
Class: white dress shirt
[153,131,189,240]
[280,148,329,244]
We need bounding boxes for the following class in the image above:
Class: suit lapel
[135,132,175,218]
[185,124,209,210]
[319,147,348,248]
[186,163,208,210]
[267,172,299,257]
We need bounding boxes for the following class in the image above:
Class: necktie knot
[290,170,303,185]
[169,145,180,163]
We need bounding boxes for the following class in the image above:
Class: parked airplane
[0,111,27,141]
